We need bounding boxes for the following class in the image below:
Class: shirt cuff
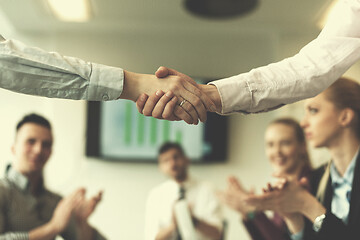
[208,75,252,115]
[88,62,124,101]
[290,229,304,240]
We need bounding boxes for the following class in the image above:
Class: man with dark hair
[145,142,223,240]
[0,113,106,240]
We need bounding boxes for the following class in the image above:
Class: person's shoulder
[0,177,12,192]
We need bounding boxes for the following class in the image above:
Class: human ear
[339,108,355,127]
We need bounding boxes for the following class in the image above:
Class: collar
[330,149,359,188]
[5,165,45,193]
[169,176,196,190]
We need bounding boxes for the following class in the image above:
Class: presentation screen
[86,100,228,163]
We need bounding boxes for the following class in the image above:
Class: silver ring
[179,99,186,107]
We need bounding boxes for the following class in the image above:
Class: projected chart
[99,101,204,160]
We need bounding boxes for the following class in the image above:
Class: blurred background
[0,0,359,239]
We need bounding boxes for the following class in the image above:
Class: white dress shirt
[0,35,123,101]
[144,178,223,240]
[211,0,360,114]
[330,149,359,224]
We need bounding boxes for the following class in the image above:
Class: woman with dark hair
[219,118,312,240]
[246,77,360,240]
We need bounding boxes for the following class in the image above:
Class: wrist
[200,84,222,112]
[120,70,142,101]
[302,192,326,222]
[244,211,256,221]
[46,221,61,236]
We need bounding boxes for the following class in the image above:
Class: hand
[133,67,217,124]
[74,189,103,222]
[218,176,255,216]
[49,188,84,234]
[136,91,195,124]
[244,178,308,215]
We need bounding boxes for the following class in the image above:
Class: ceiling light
[47,0,91,22]
[317,0,339,29]
[184,0,258,19]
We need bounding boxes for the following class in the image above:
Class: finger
[156,67,216,115]
[152,91,175,119]
[162,96,179,121]
[299,177,309,188]
[178,86,206,123]
[143,91,164,117]
[136,93,149,114]
[93,191,103,202]
[267,183,274,192]
[178,98,199,125]
[232,177,245,191]
[182,80,216,115]
[174,105,193,124]
[155,66,170,78]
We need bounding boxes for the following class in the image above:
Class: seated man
[145,142,223,240]
[0,113,106,240]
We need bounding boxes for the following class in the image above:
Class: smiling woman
[219,117,312,240]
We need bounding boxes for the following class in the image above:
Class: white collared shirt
[211,0,360,114]
[330,149,359,224]
[0,35,123,101]
[144,178,223,240]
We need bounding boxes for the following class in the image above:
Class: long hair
[316,77,360,203]
[269,117,312,171]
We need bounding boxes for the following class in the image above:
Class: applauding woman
[220,118,312,240]
[246,77,360,240]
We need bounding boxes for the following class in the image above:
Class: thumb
[155,66,181,78]
[299,177,309,188]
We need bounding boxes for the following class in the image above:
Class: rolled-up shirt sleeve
[0,232,29,240]
[210,0,360,114]
[0,36,123,101]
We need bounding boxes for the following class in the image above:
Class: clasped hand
[135,67,222,125]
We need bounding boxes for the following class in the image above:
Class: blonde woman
[246,78,360,240]
[219,118,312,240]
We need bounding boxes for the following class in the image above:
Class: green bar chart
[100,101,203,160]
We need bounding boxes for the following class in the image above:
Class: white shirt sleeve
[210,0,360,114]
[0,36,123,101]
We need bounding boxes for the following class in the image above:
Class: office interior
[0,0,359,239]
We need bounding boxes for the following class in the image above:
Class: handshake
[121,66,222,125]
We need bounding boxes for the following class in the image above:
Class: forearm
[155,223,177,240]
[283,214,305,235]
[210,0,360,115]
[0,37,123,101]
[199,84,222,113]
[76,221,96,240]
[194,218,222,240]
[120,70,146,101]
[28,222,58,240]
[300,192,326,223]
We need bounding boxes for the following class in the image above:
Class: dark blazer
[304,152,360,240]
